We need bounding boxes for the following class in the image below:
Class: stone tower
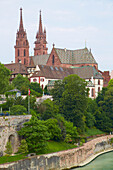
[14,8,29,66]
[34,11,48,56]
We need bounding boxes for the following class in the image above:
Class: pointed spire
[44,27,46,33]
[19,8,24,31]
[39,10,43,33]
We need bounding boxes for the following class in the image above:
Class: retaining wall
[0,135,113,170]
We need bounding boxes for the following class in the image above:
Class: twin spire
[17,8,48,57]
[19,8,45,34]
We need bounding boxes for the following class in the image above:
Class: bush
[5,141,12,155]
[10,105,27,115]
[18,139,28,154]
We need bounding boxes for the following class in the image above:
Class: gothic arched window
[18,49,19,56]
[24,58,26,65]
[52,55,54,65]
[24,49,26,56]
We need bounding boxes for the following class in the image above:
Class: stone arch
[8,133,18,153]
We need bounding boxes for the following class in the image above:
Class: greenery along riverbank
[0,141,77,164]
[0,63,112,157]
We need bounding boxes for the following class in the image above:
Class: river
[72,151,113,170]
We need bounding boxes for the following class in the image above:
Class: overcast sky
[0,0,113,72]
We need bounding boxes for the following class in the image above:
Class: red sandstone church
[4,8,110,98]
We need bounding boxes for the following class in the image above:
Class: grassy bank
[0,141,77,164]
[85,128,105,137]
[0,154,26,164]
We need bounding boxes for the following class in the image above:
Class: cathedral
[4,8,110,98]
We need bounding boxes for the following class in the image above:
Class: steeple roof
[19,8,24,31]
[39,10,43,34]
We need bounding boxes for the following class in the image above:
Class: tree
[10,105,27,115]
[37,99,59,120]
[51,75,88,132]
[5,141,13,155]
[0,63,10,94]
[12,74,30,94]
[29,82,43,95]
[18,139,28,153]
[45,118,62,141]
[51,80,65,105]
[108,79,113,88]
[18,116,50,153]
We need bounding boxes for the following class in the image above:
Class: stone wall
[0,115,31,154]
[0,135,113,170]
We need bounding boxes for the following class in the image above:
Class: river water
[72,151,113,170]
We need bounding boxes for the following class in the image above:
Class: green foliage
[64,120,78,141]
[85,128,104,136]
[110,138,113,144]
[18,116,50,153]
[85,112,95,128]
[64,134,72,143]
[5,91,16,98]
[29,82,43,95]
[12,74,30,94]
[0,154,26,164]
[18,139,28,154]
[95,87,113,132]
[44,85,49,95]
[30,89,42,97]
[37,99,59,120]
[46,141,77,154]
[23,95,36,111]
[10,105,27,115]
[45,119,62,141]
[0,63,11,94]
[108,79,113,88]
[51,75,88,132]
[5,141,13,155]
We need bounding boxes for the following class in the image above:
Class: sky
[0,0,113,72]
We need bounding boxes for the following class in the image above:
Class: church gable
[46,47,61,66]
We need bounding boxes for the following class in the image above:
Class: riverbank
[0,135,113,170]
[77,148,113,168]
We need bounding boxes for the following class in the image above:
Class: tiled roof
[31,54,50,66]
[31,65,103,80]
[31,65,73,79]
[55,47,97,64]
[4,63,28,75]
[72,66,103,79]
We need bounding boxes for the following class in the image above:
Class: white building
[30,65,103,99]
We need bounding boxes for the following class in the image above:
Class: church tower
[34,11,48,56]
[14,8,29,65]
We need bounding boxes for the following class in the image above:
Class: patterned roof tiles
[31,54,50,65]
[55,47,97,64]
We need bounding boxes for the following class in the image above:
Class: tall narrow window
[52,55,54,65]
[98,87,100,92]
[24,59,26,65]
[24,49,26,56]
[92,88,94,97]
[18,49,19,56]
